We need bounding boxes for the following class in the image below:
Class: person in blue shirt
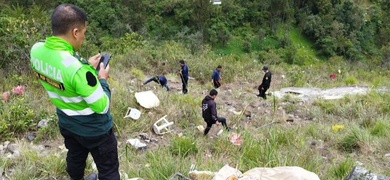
[143,74,170,91]
[178,60,189,94]
[211,65,222,88]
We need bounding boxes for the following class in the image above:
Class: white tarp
[240,166,320,180]
[135,91,160,108]
[213,164,242,180]
[198,165,320,180]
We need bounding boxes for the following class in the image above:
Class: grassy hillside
[288,26,323,63]
[1,29,390,179]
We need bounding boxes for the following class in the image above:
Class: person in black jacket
[202,89,230,135]
[257,65,272,99]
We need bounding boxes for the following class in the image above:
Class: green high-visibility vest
[30,36,112,137]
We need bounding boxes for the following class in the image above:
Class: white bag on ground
[213,164,242,180]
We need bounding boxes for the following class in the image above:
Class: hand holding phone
[96,52,111,71]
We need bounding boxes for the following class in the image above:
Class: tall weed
[330,158,354,179]
[339,126,372,153]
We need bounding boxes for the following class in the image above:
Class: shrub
[369,119,390,137]
[314,100,338,114]
[169,136,198,157]
[130,67,145,80]
[331,158,354,179]
[0,96,36,139]
[345,76,357,85]
[240,135,263,169]
[339,127,372,153]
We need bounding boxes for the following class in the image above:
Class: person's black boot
[204,127,211,135]
[262,94,267,99]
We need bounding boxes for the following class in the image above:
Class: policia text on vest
[32,58,65,90]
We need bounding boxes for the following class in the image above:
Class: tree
[0,5,49,72]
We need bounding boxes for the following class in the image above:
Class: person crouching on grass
[202,89,231,135]
[142,71,170,91]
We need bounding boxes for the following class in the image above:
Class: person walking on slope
[30,4,119,180]
[178,60,189,94]
[211,65,222,88]
[257,65,272,99]
[143,73,170,91]
[202,89,231,135]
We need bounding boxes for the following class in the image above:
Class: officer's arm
[210,102,218,122]
[73,67,110,114]
[143,77,155,85]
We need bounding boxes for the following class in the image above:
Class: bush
[169,136,198,157]
[345,76,357,85]
[331,158,354,179]
[0,96,36,139]
[339,127,372,153]
[0,5,49,73]
[314,100,338,114]
[369,119,390,137]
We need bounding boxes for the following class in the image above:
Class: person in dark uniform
[257,65,272,99]
[211,65,222,88]
[202,89,231,135]
[178,60,189,94]
[143,74,170,91]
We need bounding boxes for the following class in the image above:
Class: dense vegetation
[1,0,390,74]
[1,0,390,179]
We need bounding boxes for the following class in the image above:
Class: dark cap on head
[209,89,218,96]
[262,65,268,70]
[217,65,222,68]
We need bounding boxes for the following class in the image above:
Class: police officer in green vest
[30,4,119,180]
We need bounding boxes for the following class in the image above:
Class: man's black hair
[262,65,269,71]
[217,65,222,68]
[51,4,87,35]
[179,60,185,64]
[210,89,218,96]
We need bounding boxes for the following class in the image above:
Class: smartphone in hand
[96,52,111,71]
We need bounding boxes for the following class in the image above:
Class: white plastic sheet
[240,166,320,180]
[213,164,242,180]
[135,91,160,108]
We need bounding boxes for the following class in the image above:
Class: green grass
[213,35,279,56]
[2,32,390,179]
[288,26,322,62]
[213,36,245,56]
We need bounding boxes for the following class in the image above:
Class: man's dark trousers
[213,80,221,88]
[258,86,268,99]
[203,117,228,135]
[181,76,188,94]
[60,127,120,180]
